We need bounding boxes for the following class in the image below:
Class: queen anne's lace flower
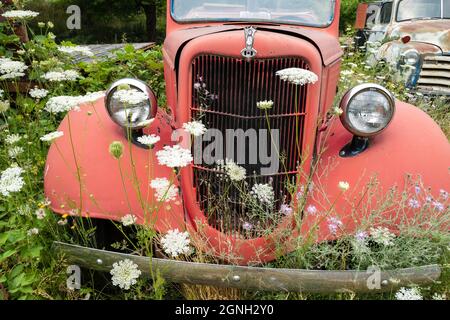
[395,287,423,300]
[8,146,23,159]
[183,121,207,137]
[76,91,105,104]
[121,214,137,226]
[0,166,25,196]
[45,96,81,113]
[0,58,28,79]
[150,177,178,202]
[256,100,274,110]
[42,70,80,82]
[40,131,64,142]
[370,227,396,246]
[58,46,94,57]
[156,145,193,168]
[161,229,191,258]
[137,134,160,147]
[2,10,39,20]
[29,87,49,99]
[27,228,39,236]
[110,259,141,290]
[276,68,318,86]
[0,100,10,112]
[338,181,350,192]
[251,183,275,204]
[217,159,246,182]
[113,89,148,105]
[5,134,21,145]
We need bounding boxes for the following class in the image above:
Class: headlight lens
[340,84,395,137]
[105,78,157,129]
[403,49,420,65]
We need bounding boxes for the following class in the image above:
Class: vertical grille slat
[191,55,310,238]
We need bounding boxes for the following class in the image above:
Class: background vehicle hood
[390,20,450,53]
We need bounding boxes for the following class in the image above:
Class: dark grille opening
[190,55,310,238]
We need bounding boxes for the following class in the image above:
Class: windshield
[397,0,450,21]
[171,0,335,27]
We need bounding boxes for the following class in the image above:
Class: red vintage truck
[46,0,449,292]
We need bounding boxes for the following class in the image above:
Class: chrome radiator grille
[190,55,310,237]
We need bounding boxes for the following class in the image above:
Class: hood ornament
[241,26,257,59]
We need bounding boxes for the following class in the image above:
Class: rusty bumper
[53,241,441,294]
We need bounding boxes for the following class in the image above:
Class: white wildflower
[35,208,46,220]
[27,228,39,236]
[183,121,207,137]
[217,159,246,182]
[57,219,68,226]
[78,91,105,104]
[0,89,4,98]
[121,214,137,226]
[276,68,318,86]
[0,100,9,112]
[2,10,39,20]
[45,96,80,113]
[341,70,354,76]
[156,145,193,168]
[160,229,191,258]
[42,70,80,82]
[58,46,94,57]
[0,166,25,196]
[395,287,423,300]
[440,189,448,200]
[29,87,48,99]
[370,226,396,246]
[40,131,64,142]
[112,89,148,105]
[5,134,21,145]
[432,293,446,300]
[251,183,274,204]
[150,177,179,202]
[110,259,141,290]
[243,222,253,231]
[0,58,28,79]
[8,146,23,159]
[338,181,350,192]
[256,100,274,110]
[137,134,160,147]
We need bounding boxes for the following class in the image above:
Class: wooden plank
[53,241,442,294]
[73,42,154,63]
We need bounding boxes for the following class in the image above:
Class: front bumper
[54,241,441,294]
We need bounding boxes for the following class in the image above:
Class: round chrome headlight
[403,49,420,66]
[340,84,395,137]
[105,78,157,129]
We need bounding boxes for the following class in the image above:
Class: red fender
[44,98,186,233]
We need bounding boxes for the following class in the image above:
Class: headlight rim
[339,83,396,138]
[105,78,157,130]
[403,49,421,66]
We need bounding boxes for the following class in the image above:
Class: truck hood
[389,20,450,53]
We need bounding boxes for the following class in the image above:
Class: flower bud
[109,141,124,160]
